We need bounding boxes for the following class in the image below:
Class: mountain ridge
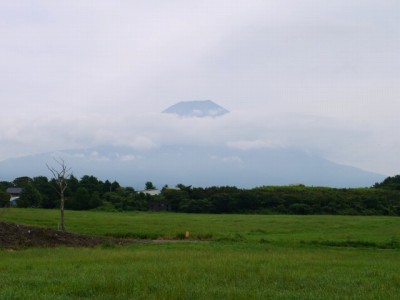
[0,144,384,189]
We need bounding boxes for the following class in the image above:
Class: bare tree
[47,158,71,231]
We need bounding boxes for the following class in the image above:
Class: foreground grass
[1,208,400,299]
[1,243,399,299]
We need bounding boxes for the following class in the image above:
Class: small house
[6,187,22,206]
[140,189,161,196]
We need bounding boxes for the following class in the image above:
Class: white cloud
[0,1,399,176]
[119,155,141,162]
[125,136,157,151]
[227,140,283,150]
[221,156,243,164]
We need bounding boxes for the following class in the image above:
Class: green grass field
[1,208,400,299]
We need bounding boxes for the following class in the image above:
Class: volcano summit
[162,100,229,118]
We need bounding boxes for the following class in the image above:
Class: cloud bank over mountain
[0,104,391,175]
[0,102,385,188]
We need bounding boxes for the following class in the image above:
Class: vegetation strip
[2,174,400,216]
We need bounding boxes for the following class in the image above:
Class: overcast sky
[1,1,399,176]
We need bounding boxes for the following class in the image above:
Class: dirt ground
[0,221,127,249]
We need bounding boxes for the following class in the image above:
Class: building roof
[140,189,161,196]
[6,187,22,194]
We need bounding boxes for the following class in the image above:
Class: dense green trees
[13,176,32,188]
[145,181,156,190]
[1,175,400,215]
[373,175,400,190]
[0,190,10,207]
[17,183,42,208]
[33,176,57,208]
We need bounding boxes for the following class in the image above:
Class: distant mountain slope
[0,145,384,189]
[162,100,229,117]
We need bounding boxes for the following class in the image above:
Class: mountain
[0,145,384,189]
[162,100,229,117]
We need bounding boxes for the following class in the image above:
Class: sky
[0,1,399,176]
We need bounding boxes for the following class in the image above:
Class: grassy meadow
[1,208,400,299]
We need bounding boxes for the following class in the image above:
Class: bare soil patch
[0,221,128,249]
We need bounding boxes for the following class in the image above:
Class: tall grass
[1,208,400,299]
[1,208,400,245]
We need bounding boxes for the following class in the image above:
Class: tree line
[1,175,400,215]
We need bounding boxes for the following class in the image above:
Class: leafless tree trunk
[47,158,71,231]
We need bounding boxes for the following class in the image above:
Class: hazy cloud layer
[0,1,399,176]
